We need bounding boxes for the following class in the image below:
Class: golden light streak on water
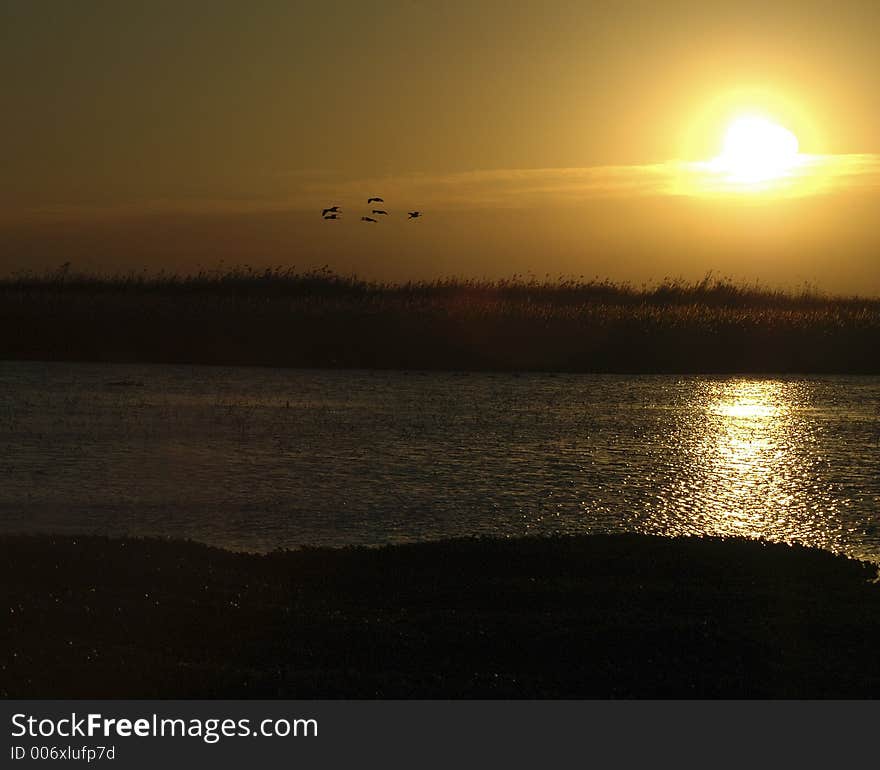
[673,379,852,555]
[700,381,797,539]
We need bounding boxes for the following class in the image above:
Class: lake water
[1,361,879,560]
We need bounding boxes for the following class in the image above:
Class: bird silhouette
[322,206,340,216]
[361,216,378,222]
[407,211,421,219]
[367,197,384,204]
[323,214,339,220]
[371,209,388,215]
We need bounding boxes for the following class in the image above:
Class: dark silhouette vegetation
[3,532,879,698]
[2,266,880,372]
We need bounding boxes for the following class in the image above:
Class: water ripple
[0,362,878,559]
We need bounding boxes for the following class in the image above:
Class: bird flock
[322,197,421,222]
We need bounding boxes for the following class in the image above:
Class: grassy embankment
[2,267,880,372]
[3,533,880,698]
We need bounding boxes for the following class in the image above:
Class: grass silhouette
[3,266,879,372]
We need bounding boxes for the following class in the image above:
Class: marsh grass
[3,267,879,372]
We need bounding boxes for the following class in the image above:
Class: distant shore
[3,269,880,373]
[3,532,879,698]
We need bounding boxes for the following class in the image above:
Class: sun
[707,115,802,185]
[678,90,828,196]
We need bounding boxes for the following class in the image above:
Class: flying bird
[367,197,384,204]
[361,216,378,223]
[371,209,388,215]
[322,206,340,216]
[407,211,421,219]
[323,214,339,220]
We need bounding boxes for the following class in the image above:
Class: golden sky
[2,0,879,291]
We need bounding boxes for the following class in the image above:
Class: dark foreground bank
[3,533,880,698]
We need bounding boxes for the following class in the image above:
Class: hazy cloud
[299,154,880,209]
[5,155,880,225]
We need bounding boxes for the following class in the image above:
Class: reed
[2,267,879,372]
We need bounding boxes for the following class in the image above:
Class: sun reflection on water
[683,379,844,550]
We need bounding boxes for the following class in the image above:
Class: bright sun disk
[708,116,801,184]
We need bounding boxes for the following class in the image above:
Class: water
[1,361,879,560]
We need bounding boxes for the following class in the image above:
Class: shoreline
[6,355,880,377]
[4,532,880,698]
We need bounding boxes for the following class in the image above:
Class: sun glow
[676,107,831,196]
[708,116,801,184]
